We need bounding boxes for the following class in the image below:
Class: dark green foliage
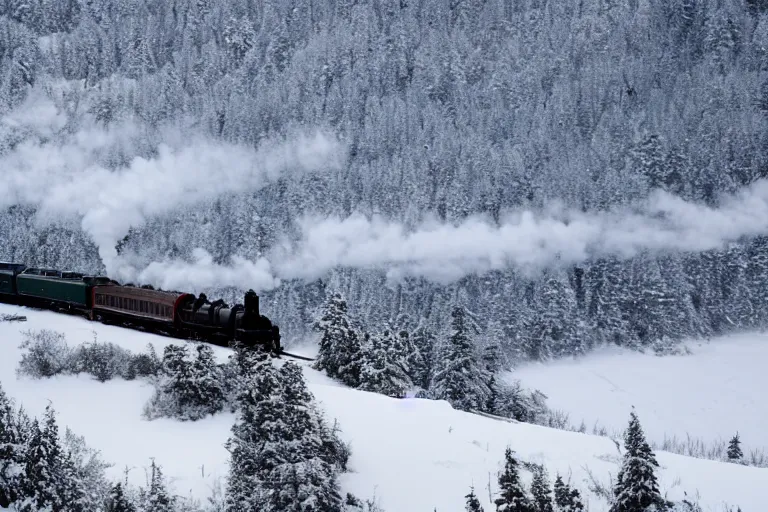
[314,292,363,388]
[431,306,490,412]
[0,382,23,507]
[144,343,226,421]
[358,328,412,398]
[225,354,344,512]
[466,486,484,512]
[494,447,533,512]
[407,324,436,390]
[611,411,669,512]
[106,482,135,512]
[530,466,553,512]
[20,407,64,512]
[144,461,174,512]
[553,475,584,512]
[727,433,743,461]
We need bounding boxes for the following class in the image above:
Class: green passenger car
[16,270,91,307]
[0,263,27,295]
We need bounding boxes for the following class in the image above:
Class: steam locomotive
[0,262,290,356]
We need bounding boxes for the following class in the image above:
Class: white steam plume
[0,90,345,275]
[274,180,768,284]
[134,248,279,294]
[118,177,768,294]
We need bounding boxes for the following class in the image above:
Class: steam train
[0,262,295,357]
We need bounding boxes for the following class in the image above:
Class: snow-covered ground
[0,303,765,511]
[513,335,768,456]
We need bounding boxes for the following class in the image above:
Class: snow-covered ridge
[0,304,763,511]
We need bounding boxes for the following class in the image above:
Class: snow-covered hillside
[0,304,764,511]
[514,336,768,456]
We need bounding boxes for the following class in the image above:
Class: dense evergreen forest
[1,0,768,361]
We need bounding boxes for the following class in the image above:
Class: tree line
[1,0,768,362]
[313,291,552,424]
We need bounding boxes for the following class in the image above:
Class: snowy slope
[0,304,764,512]
[513,336,768,455]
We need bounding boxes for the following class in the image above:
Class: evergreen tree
[530,466,553,512]
[272,363,343,512]
[482,342,503,374]
[408,324,436,391]
[727,433,743,462]
[106,481,135,512]
[0,382,23,507]
[225,351,344,512]
[59,451,87,512]
[494,447,533,512]
[189,343,226,416]
[611,411,668,512]
[358,330,411,398]
[224,349,282,511]
[553,475,584,512]
[431,306,490,412]
[145,343,225,421]
[62,427,111,511]
[20,405,65,512]
[466,486,484,512]
[142,460,174,512]
[313,292,363,388]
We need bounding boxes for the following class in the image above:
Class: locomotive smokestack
[244,289,260,317]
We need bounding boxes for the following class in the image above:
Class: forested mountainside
[1,0,768,360]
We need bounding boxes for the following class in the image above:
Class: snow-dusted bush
[70,339,134,382]
[16,330,163,383]
[16,330,71,379]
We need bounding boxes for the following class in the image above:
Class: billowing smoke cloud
[273,180,768,285]
[114,177,768,293]
[0,89,345,274]
[134,248,279,294]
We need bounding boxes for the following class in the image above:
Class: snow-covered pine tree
[225,349,286,511]
[59,450,88,512]
[107,481,136,512]
[225,349,345,512]
[482,342,503,374]
[62,427,111,511]
[408,324,436,391]
[727,432,743,462]
[146,343,226,421]
[530,465,553,512]
[313,292,363,387]
[611,411,668,512]
[465,485,484,512]
[140,460,174,512]
[553,475,584,512]
[358,329,411,398]
[126,344,162,380]
[269,362,343,512]
[19,405,65,512]
[189,343,226,417]
[0,382,23,507]
[152,344,195,418]
[431,306,490,412]
[494,447,533,512]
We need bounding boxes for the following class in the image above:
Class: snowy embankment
[0,304,764,511]
[513,335,768,457]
